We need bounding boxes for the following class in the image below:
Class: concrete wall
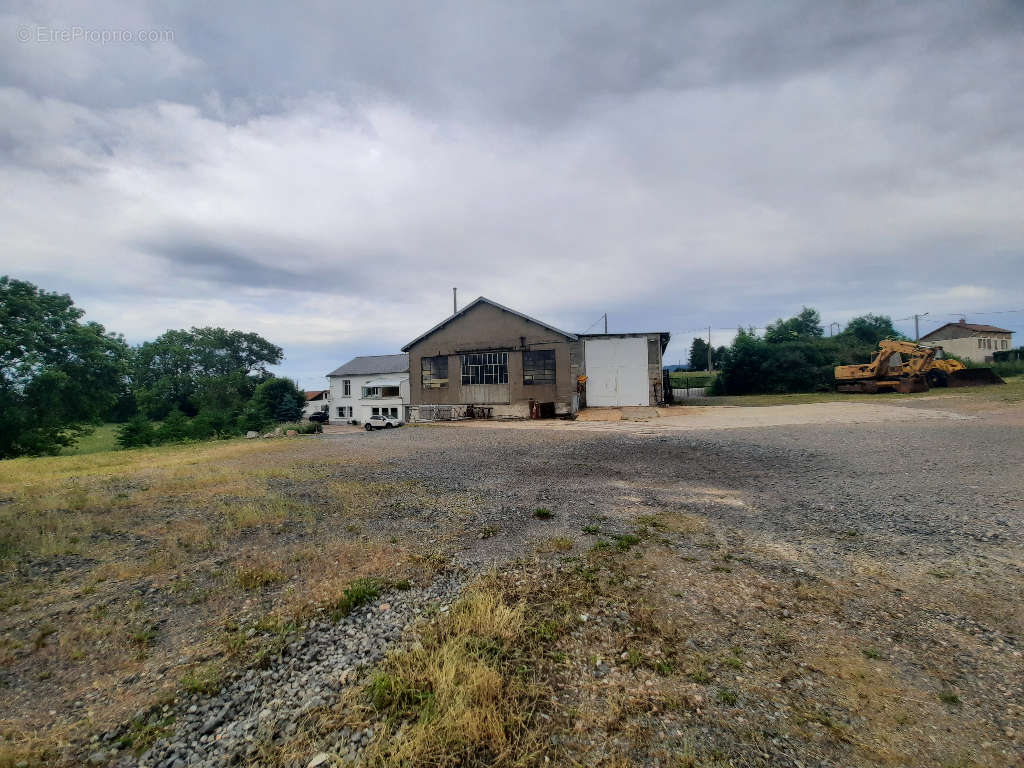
[406,301,578,417]
[328,373,409,423]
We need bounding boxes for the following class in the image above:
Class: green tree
[840,314,902,346]
[764,307,824,343]
[134,327,282,418]
[251,377,305,424]
[688,337,710,370]
[0,277,129,457]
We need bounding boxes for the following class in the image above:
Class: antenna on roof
[453,287,457,314]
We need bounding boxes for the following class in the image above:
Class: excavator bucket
[897,376,928,394]
[947,368,1005,387]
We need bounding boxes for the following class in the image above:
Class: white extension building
[327,354,410,424]
[302,389,330,419]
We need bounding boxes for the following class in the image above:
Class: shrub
[189,409,236,440]
[116,416,156,448]
[155,409,191,444]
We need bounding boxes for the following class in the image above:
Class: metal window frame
[461,351,508,386]
[522,349,556,385]
[421,355,449,389]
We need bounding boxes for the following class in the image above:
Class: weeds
[234,564,286,591]
[534,508,554,519]
[329,578,381,621]
[614,534,641,551]
[180,664,224,695]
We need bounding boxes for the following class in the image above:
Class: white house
[327,354,410,424]
[302,390,330,419]
[919,320,1014,364]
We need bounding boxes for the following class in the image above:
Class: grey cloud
[1,1,1022,380]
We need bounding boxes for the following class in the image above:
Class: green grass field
[667,370,718,389]
[59,423,121,455]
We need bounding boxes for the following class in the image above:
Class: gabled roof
[920,322,1013,340]
[327,353,409,377]
[305,390,329,401]
[401,297,577,352]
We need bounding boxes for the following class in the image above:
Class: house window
[343,379,351,396]
[986,338,992,349]
[372,407,380,416]
[336,406,344,417]
[461,352,508,385]
[523,349,556,385]
[1002,340,1008,350]
[421,356,449,389]
[978,339,984,349]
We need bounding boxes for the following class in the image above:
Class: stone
[87,751,106,765]
[307,753,332,768]
[286,429,298,436]
[245,431,258,439]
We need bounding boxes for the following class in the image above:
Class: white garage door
[584,337,650,407]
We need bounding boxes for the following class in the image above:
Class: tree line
[692,308,905,395]
[0,277,306,458]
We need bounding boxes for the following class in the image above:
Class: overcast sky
[3,1,1022,386]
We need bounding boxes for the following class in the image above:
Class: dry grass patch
[0,437,461,767]
[362,580,542,767]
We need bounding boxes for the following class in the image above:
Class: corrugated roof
[920,322,1013,340]
[401,297,577,352]
[327,353,409,377]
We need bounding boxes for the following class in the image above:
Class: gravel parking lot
[32,397,1021,767]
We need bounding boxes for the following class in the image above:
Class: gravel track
[103,408,1022,767]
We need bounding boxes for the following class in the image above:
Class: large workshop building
[402,297,668,419]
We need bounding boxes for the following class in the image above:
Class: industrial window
[343,379,351,396]
[523,349,555,385]
[461,351,508,385]
[421,356,448,389]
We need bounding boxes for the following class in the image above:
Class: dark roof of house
[920,322,1013,340]
[401,297,577,352]
[327,354,409,377]
[305,390,329,401]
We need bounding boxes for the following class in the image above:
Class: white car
[364,414,403,431]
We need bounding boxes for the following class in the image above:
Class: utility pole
[829,322,840,336]
[603,313,608,333]
[453,287,457,314]
[913,312,928,342]
[707,326,713,372]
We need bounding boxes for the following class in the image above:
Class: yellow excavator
[834,340,1004,393]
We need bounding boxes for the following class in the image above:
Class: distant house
[302,390,330,419]
[920,320,1014,364]
[402,296,668,419]
[327,354,409,424]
